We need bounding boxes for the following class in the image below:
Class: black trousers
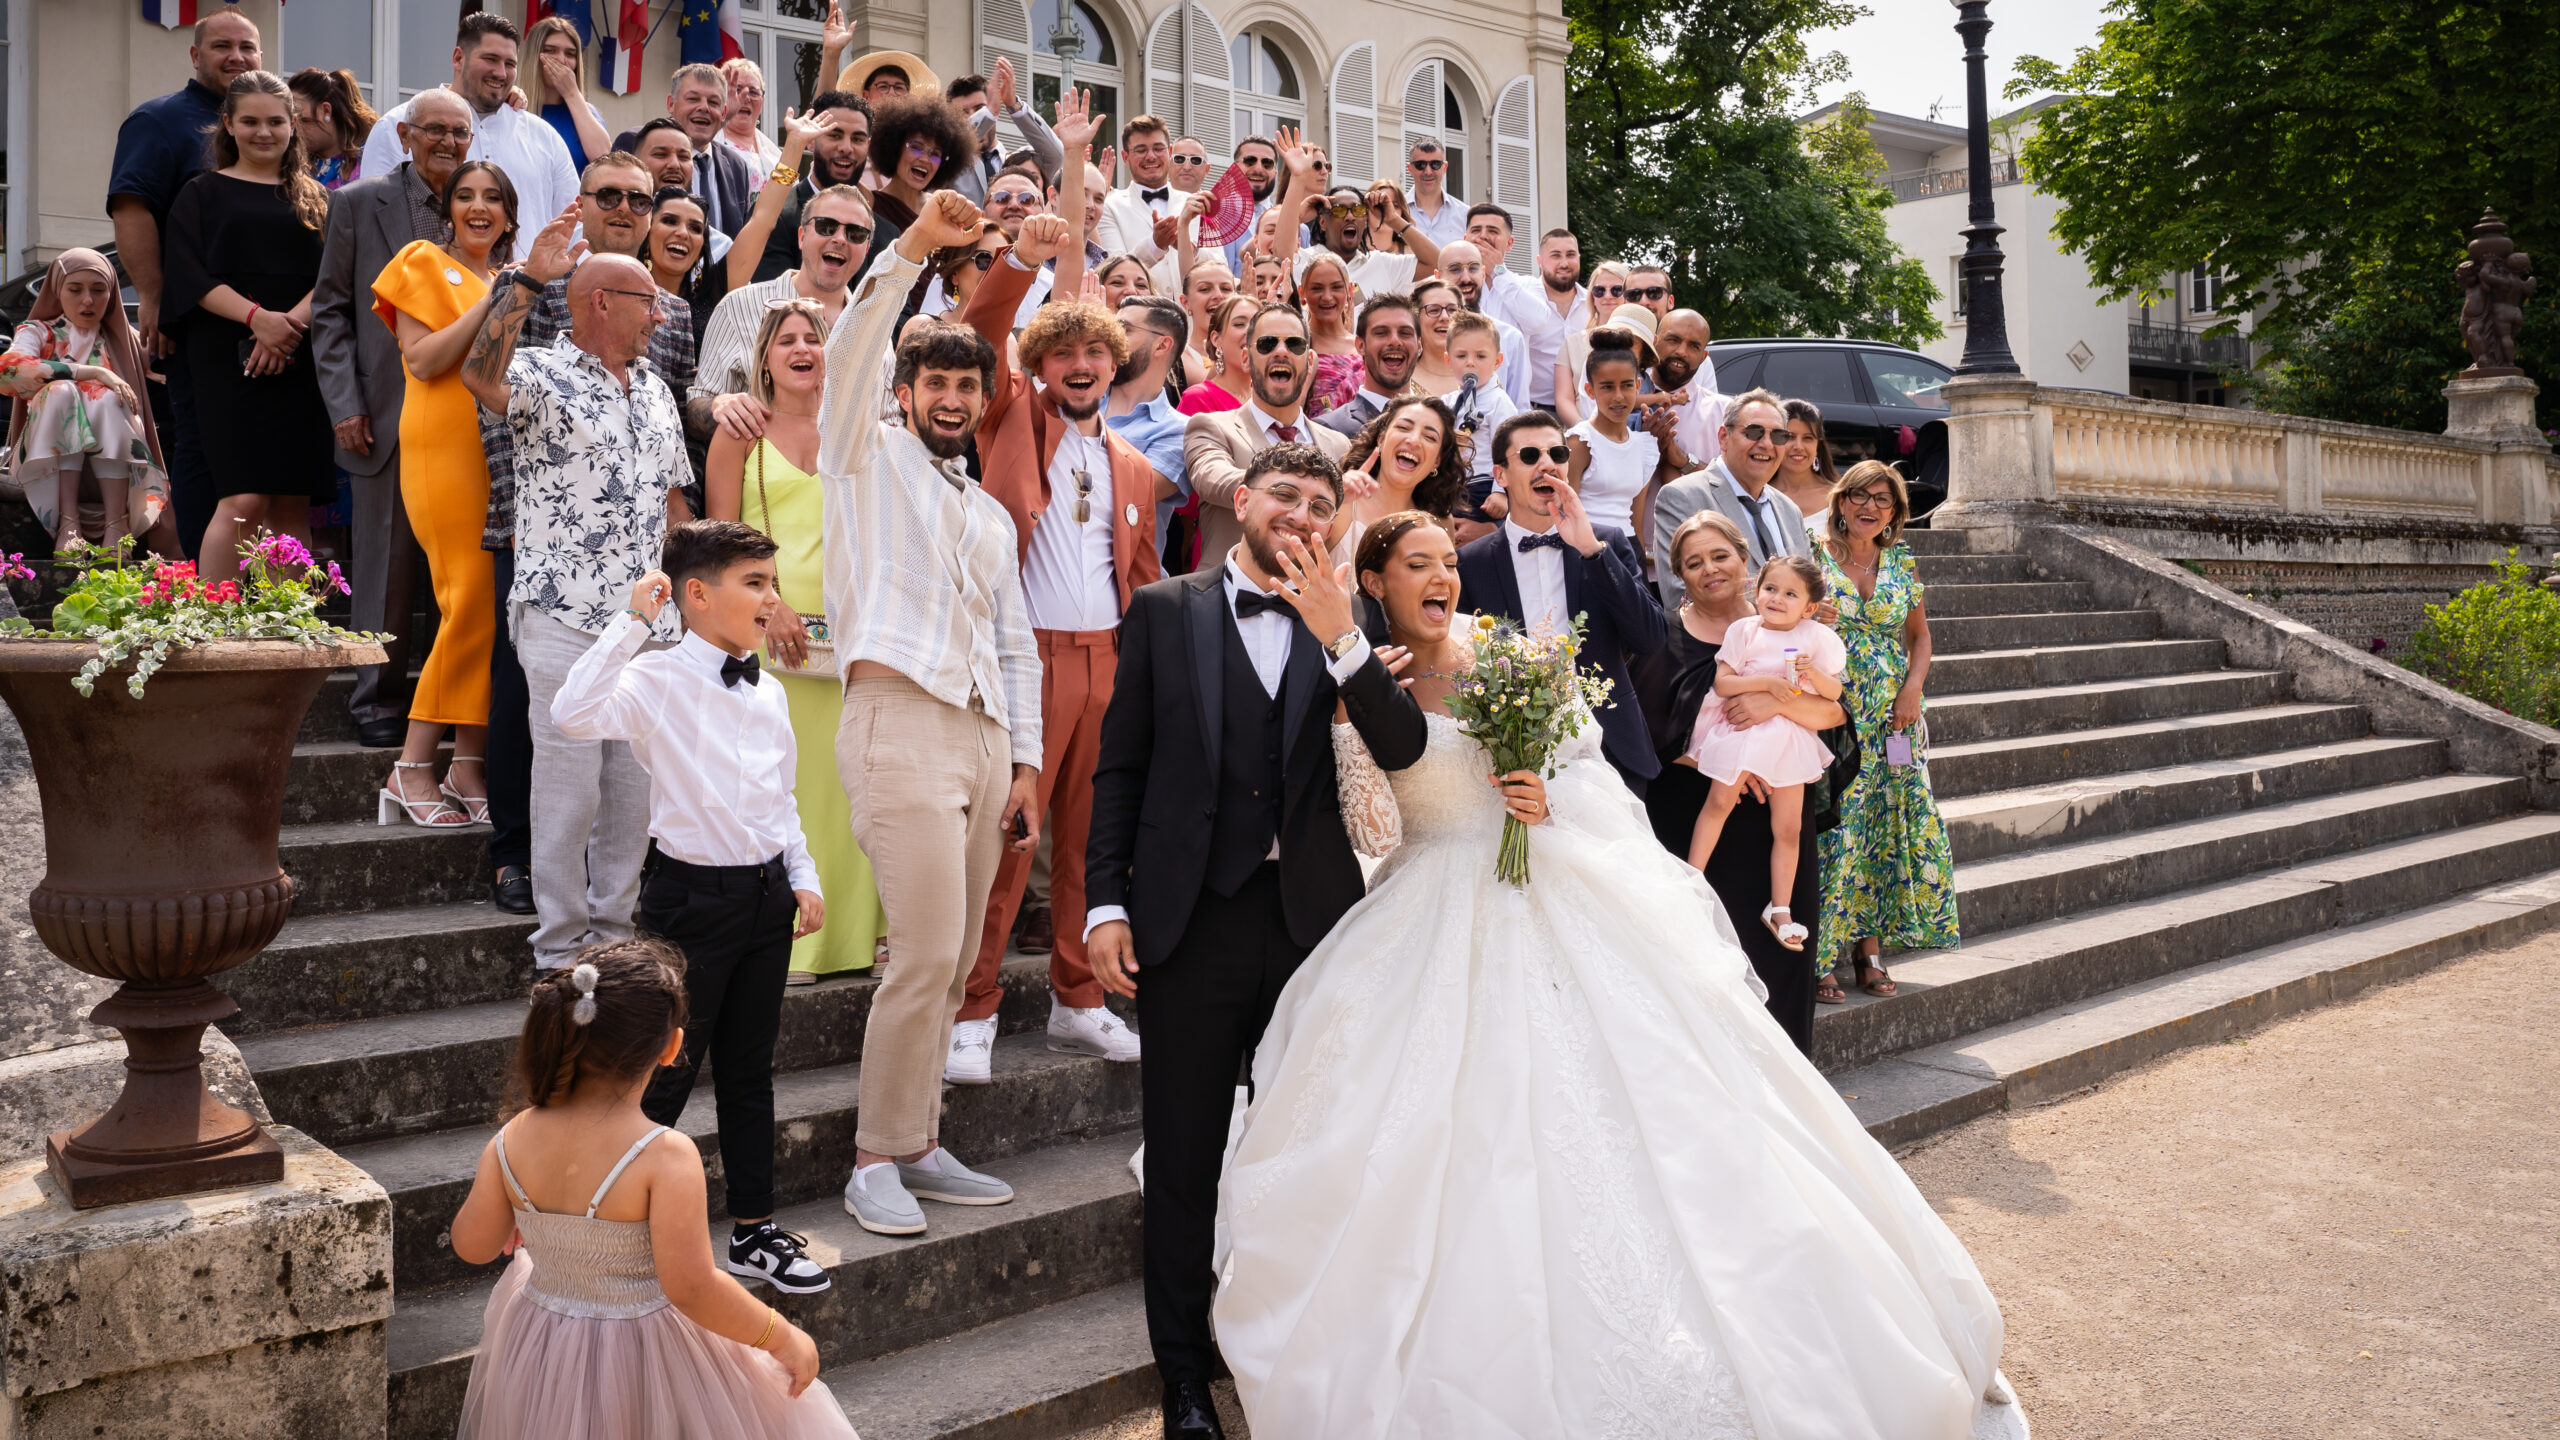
[1646,763,1819,1056]
[486,547,533,874]
[1135,862,1306,1387]
[636,846,797,1219]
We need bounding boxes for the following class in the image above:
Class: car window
[1756,348,1860,405]
[1710,352,1762,394]
[1861,351,1952,411]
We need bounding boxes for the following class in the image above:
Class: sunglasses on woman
[1253,334,1310,355]
[1590,284,1626,299]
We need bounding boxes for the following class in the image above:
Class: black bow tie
[1140,187,1170,203]
[720,651,761,688]
[1516,532,1566,553]
[1233,588,1289,619]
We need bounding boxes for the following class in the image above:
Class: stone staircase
[212,525,2560,1439]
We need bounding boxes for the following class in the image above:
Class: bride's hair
[1354,510,1449,595]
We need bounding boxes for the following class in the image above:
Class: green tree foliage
[2402,556,2560,726]
[1564,0,1943,347]
[2008,1,2560,429]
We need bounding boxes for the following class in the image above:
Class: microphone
[1454,372,1481,430]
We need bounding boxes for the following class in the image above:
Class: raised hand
[523,202,588,283]
[1274,124,1315,184]
[821,2,854,62]
[627,570,674,622]
[1012,210,1072,268]
[1341,446,1382,503]
[1152,210,1183,251]
[1052,86,1104,154]
[914,189,988,251]
[779,106,837,153]
[541,52,585,105]
[1270,536,1358,647]
[990,55,1018,116]
[1097,145,1118,185]
[1548,472,1603,557]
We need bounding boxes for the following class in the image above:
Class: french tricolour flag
[142,0,203,26]
[597,0,650,95]
[680,0,745,67]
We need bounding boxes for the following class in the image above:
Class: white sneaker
[1048,1000,1141,1061]
[945,1016,998,1085]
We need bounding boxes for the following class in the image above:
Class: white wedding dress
[1211,713,2025,1440]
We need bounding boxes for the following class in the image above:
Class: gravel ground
[1066,937,2560,1438]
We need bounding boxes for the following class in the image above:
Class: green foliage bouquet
[1440,612,1610,886]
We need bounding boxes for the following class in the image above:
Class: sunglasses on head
[1253,333,1310,355]
[584,186,655,212]
[1738,424,1798,444]
[1512,444,1573,466]
[807,215,871,243]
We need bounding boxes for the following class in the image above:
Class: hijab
[16,249,164,471]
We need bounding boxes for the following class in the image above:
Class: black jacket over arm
[1087,569,1430,968]
[1455,522,1669,784]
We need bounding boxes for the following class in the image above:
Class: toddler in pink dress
[1683,555,1847,950]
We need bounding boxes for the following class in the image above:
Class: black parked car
[1707,337,1951,513]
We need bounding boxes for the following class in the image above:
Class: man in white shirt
[357,12,576,265]
[1645,308,1726,477]
[1534,228,1590,341]
[1435,240,1534,408]
[1403,137,1467,250]
[1462,205,1570,408]
[1095,114,1190,293]
[693,184,874,438]
[1218,135,1283,275]
[818,191,1044,1237]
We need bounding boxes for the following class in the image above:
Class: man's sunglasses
[1512,444,1573,465]
[1170,154,1209,165]
[1738,424,1798,444]
[584,186,656,212]
[1253,334,1310,355]
[1321,200,1367,219]
[807,215,871,243]
[1235,155,1277,169]
[1410,158,1445,171]
[1626,286,1669,302]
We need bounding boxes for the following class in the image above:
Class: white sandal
[379,761,469,828]
[1761,903,1808,951]
[438,755,491,824]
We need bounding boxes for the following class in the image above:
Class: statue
[2455,209,2535,376]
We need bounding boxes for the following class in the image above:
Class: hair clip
[569,962,600,1026]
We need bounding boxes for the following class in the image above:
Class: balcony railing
[2128,322,2252,371]
[1885,157,2022,204]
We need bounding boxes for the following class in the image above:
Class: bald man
[1435,240,1533,406]
[1646,308,1726,474]
[461,216,694,969]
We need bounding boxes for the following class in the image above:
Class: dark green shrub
[2400,555,2560,726]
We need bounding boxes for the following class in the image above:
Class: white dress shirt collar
[1247,401,1307,445]
[1499,517,1571,637]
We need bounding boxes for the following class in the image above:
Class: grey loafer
[899,1148,1016,1207]
[844,1163,927,1235]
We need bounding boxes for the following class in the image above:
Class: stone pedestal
[0,1126,391,1439]
[2442,374,2552,525]
[1930,373,2052,547]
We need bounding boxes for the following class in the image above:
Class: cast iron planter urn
[0,635,380,1206]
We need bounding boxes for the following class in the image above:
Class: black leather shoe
[355,716,406,748]
[491,866,534,915]
[1160,1379,1225,1439]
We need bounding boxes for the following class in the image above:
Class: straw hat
[837,50,940,98]
[1594,302,1658,363]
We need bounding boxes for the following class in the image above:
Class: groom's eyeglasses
[1252,480,1336,524]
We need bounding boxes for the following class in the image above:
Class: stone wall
[2184,559,2503,657]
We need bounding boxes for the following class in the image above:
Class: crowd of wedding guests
[71,0,1966,1379]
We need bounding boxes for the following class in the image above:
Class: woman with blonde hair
[706,298,889,982]
[718,56,783,183]
[525,15,611,173]
[1553,259,1631,426]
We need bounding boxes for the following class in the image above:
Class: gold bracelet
[770,163,799,187]
[751,1305,778,1350]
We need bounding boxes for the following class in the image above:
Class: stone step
[221,902,534,1036]
[287,740,455,826]
[239,953,1120,1151]
[1927,638,2227,697]
[1810,813,2560,1078]
[1928,608,2158,654]
[1951,773,2527,934]
[1909,581,2095,618]
[1835,866,2560,1150]
[281,820,492,915]
[339,1033,1139,1293]
[1908,553,2031,585]
[1927,703,2371,800]
[822,1282,1157,1440]
[1923,669,2288,746]
[385,1130,1146,1440]
[1940,736,2450,863]
[1897,528,1978,555]
[299,672,359,744]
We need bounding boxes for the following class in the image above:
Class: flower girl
[448,940,859,1439]
[1682,554,1847,949]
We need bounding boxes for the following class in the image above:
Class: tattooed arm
[461,202,586,415]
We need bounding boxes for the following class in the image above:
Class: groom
[1085,443,1430,1439]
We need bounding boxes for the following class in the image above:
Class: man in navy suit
[1456,409,1669,796]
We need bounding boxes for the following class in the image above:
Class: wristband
[247,304,262,326]
[623,607,652,623]
[769,163,799,187]
[512,269,546,294]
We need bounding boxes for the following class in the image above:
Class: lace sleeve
[1333,722,1403,858]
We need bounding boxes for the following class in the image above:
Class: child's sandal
[1760,904,1808,951]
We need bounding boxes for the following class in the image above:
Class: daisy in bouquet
[1440,610,1610,885]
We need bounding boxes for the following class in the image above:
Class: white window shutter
[980,0,1035,159]
[1180,2,1232,165]
[1402,59,1440,193]
[1146,8,1190,175]
[1492,75,1536,275]
[1328,42,1376,189]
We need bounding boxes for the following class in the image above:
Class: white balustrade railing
[2317,433,2481,519]
[2046,396,2284,509]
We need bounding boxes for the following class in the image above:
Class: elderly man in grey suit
[311,89,474,746]
[1647,387,1811,607]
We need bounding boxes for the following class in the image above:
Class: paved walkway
[1067,937,2560,1438]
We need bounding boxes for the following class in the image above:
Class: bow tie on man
[1516,531,1566,553]
[1232,588,1293,619]
[720,651,762,688]
[1141,187,1170,204]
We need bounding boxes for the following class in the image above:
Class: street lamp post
[1952,0,2018,375]
[1049,3,1086,98]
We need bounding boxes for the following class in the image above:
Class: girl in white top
[1563,327,1661,537]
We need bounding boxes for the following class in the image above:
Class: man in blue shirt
[1105,296,1192,562]
[107,6,262,558]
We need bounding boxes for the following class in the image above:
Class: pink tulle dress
[455,1125,861,1440]
[1685,615,1849,788]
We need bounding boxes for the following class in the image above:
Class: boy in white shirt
[551,520,834,1297]
[1442,312,1521,542]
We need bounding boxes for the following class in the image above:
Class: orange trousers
[961,628,1114,1020]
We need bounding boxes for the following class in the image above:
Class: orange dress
[372,241,495,728]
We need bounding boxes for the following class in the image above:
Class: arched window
[1030,0,1123,139]
[1230,31,1303,148]
[1401,59,1471,202]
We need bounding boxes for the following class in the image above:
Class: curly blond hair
[1016,298,1130,372]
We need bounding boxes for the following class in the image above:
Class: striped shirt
[816,248,1041,769]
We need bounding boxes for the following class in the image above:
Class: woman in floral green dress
[1814,460,1960,999]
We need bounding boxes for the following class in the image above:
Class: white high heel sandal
[379,761,469,828]
[438,755,491,824]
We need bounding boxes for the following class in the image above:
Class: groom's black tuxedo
[1085,562,1428,1391]
[1456,521,1670,793]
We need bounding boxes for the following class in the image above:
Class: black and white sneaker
[725,1221,832,1294]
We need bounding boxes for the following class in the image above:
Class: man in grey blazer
[311,91,471,744]
[1648,387,1811,607]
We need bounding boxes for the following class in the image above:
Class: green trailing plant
[2399,554,2560,726]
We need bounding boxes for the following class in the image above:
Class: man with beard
[1183,303,1351,571]
[819,190,1044,1236]
[695,185,876,442]
[1639,307,1726,481]
[945,58,1066,204]
[1434,239,1533,407]
[1105,295,1194,558]
[1459,205,1568,408]
[611,63,757,240]
[1316,295,1423,440]
[358,13,577,263]
[941,209,1161,1086]
[1218,135,1284,274]
[744,90,873,285]
[1626,264,1676,322]
[1648,386,1811,605]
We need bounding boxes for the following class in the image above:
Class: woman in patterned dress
[1815,460,1960,998]
[0,248,172,555]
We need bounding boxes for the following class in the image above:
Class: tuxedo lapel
[1279,609,1324,763]
[1185,570,1226,775]
[1561,544,1589,631]
[1475,536,1526,625]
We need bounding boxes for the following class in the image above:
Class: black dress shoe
[491,866,535,915]
[355,717,406,748]
[1161,1379,1225,1439]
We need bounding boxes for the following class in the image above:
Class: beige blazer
[1180,404,1352,573]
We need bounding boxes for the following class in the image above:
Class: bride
[1212,512,2023,1440]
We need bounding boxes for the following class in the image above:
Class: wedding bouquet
[1441,612,1610,886]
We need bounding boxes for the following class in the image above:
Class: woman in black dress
[1634,511,1850,1054]
[162,69,335,579]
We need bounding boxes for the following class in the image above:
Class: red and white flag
[597,0,649,94]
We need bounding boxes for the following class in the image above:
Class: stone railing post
[1935,373,2049,546]
[2443,374,2553,525]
